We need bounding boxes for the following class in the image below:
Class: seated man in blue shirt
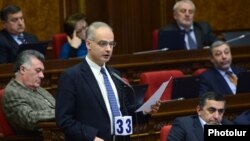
[0,5,38,64]
[199,40,246,96]
[158,0,218,50]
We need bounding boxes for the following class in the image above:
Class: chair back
[0,89,15,136]
[160,125,172,141]
[52,33,67,58]
[152,29,159,50]
[193,68,207,76]
[140,70,184,101]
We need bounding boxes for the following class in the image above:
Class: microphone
[111,72,132,88]
[111,72,140,141]
[132,47,168,55]
[225,33,250,44]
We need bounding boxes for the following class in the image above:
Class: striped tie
[226,71,237,86]
[17,34,27,44]
[100,68,121,123]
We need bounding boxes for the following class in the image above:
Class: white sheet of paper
[135,77,172,112]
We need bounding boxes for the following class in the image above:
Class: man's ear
[86,40,91,49]
[19,65,25,73]
[196,105,202,115]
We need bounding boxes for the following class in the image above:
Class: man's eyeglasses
[91,40,117,48]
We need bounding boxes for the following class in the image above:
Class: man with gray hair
[56,21,161,141]
[2,50,55,134]
[199,40,246,96]
[158,0,218,50]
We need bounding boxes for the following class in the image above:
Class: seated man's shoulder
[232,66,247,73]
[199,68,216,77]
[23,32,39,41]
[160,23,179,31]
[175,115,197,123]
[194,21,211,28]
[234,110,250,125]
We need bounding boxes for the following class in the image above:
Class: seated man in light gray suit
[2,50,55,134]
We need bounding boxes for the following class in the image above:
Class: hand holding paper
[135,77,172,113]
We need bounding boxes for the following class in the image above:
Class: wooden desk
[37,93,250,141]
[1,46,250,95]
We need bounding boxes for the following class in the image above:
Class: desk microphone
[132,48,168,55]
[111,72,140,141]
[225,33,250,44]
[111,72,132,88]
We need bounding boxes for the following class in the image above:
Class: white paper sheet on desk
[135,77,172,112]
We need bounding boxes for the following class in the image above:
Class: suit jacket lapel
[3,29,19,54]
[212,68,233,94]
[193,25,202,48]
[193,117,204,141]
[80,59,109,115]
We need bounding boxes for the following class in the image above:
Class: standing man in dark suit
[158,0,218,50]
[167,92,233,141]
[55,21,161,141]
[0,5,38,64]
[199,40,246,96]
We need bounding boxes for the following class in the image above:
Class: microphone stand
[111,72,140,141]
[225,32,250,44]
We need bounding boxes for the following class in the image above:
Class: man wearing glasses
[167,92,233,141]
[0,5,38,64]
[55,21,161,141]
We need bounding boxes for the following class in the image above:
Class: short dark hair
[14,50,45,73]
[0,5,21,21]
[64,13,87,37]
[198,92,226,108]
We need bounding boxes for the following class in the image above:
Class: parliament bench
[36,93,250,141]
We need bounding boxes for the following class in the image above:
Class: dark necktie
[186,30,197,49]
[100,68,121,123]
[226,71,237,86]
[17,34,26,44]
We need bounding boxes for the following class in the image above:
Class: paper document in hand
[135,77,172,112]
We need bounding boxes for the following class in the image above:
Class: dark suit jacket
[158,22,218,50]
[199,67,246,96]
[167,115,233,141]
[55,58,148,141]
[234,110,250,125]
[0,29,38,64]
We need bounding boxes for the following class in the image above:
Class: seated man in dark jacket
[0,5,38,64]
[199,40,246,96]
[158,0,218,50]
[234,110,250,125]
[168,92,233,141]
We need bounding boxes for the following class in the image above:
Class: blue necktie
[100,68,121,123]
[17,34,26,44]
[186,30,197,49]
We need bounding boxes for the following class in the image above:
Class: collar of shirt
[86,56,104,76]
[198,116,207,130]
[177,24,194,31]
[216,68,237,94]
[11,33,24,45]
[216,68,234,77]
